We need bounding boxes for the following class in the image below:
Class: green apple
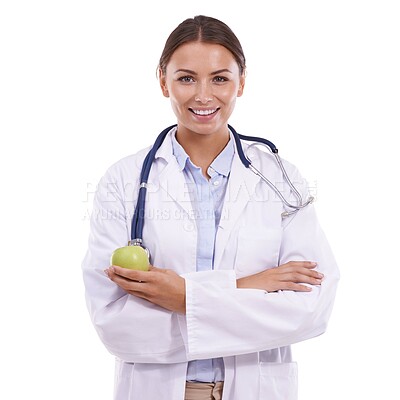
[110,245,149,271]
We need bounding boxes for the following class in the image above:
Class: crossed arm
[104,260,324,314]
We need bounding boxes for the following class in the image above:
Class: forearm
[236,261,323,292]
[84,264,188,363]
[179,268,338,361]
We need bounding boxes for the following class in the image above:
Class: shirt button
[183,221,195,232]
[213,181,220,186]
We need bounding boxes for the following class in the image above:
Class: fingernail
[318,272,324,278]
[104,269,109,277]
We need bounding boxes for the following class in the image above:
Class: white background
[1,0,399,398]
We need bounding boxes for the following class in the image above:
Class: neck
[175,126,230,177]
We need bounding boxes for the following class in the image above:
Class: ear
[237,73,246,97]
[158,68,170,98]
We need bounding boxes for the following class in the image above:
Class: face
[159,42,245,139]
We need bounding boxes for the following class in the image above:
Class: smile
[189,108,220,116]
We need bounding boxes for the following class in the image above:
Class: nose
[195,82,213,104]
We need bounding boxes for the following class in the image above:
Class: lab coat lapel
[154,134,195,219]
[214,153,260,270]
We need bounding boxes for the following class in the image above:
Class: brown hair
[158,15,246,75]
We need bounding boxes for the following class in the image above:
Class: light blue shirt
[171,130,234,383]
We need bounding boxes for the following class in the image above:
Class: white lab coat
[82,128,339,400]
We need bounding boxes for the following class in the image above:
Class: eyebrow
[174,68,233,75]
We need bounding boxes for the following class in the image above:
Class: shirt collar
[171,129,235,177]
[209,136,234,177]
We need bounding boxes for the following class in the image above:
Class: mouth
[189,107,220,116]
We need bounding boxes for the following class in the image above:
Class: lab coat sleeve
[82,163,187,364]
[177,169,340,361]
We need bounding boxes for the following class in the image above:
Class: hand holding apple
[104,264,186,314]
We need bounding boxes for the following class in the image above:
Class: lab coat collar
[154,129,195,218]
[154,126,178,165]
[170,129,188,171]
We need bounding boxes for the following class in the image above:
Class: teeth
[191,108,217,116]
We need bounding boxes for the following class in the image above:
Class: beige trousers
[184,381,224,400]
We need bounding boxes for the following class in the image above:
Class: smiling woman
[159,41,245,175]
[82,14,339,400]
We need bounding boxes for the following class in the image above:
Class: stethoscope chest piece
[242,140,314,218]
[128,239,150,260]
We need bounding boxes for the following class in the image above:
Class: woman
[82,15,339,400]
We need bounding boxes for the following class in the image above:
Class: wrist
[236,277,246,289]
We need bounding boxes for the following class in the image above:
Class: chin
[185,121,227,137]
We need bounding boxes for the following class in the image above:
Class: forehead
[167,42,239,73]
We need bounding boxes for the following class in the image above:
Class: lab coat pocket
[259,362,298,400]
[234,228,281,277]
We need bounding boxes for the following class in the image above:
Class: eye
[213,76,228,83]
[177,76,195,83]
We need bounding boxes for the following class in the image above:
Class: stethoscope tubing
[131,124,313,245]
[131,124,176,244]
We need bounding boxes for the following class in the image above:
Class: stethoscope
[129,124,314,255]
